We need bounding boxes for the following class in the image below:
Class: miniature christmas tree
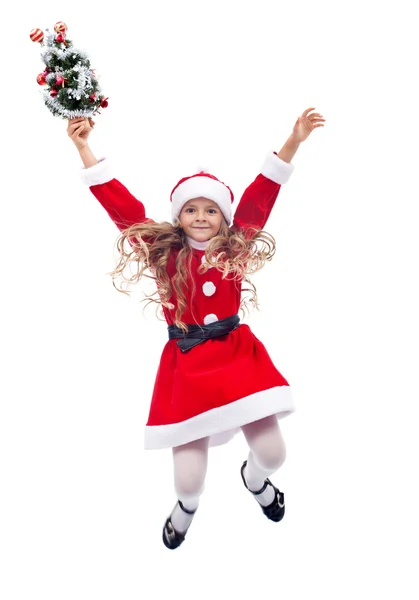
[30,22,108,119]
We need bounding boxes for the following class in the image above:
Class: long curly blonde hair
[108,216,276,333]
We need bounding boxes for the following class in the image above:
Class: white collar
[186,235,210,250]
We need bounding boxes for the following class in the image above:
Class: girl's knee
[243,417,287,471]
[173,438,209,499]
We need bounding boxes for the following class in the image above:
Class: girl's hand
[292,108,325,143]
[67,117,95,150]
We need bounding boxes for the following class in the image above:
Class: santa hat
[170,167,234,226]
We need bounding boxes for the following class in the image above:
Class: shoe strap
[241,461,270,495]
[250,480,270,495]
[178,500,197,515]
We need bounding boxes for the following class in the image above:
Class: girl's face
[179,197,223,241]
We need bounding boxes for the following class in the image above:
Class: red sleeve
[232,174,282,234]
[231,152,295,235]
[89,178,155,232]
[79,158,156,250]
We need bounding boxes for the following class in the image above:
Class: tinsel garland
[42,93,96,119]
[40,45,89,64]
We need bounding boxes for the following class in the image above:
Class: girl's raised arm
[232,108,325,233]
[68,118,155,232]
[231,152,294,234]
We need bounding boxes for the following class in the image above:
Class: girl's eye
[185,208,216,214]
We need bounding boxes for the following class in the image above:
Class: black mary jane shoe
[162,500,197,550]
[240,460,285,523]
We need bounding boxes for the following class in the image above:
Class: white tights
[169,415,286,532]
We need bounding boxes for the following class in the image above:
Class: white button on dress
[202,282,216,297]
[201,255,214,269]
[204,314,218,325]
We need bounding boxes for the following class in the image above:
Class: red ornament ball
[89,94,97,103]
[100,98,109,108]
[30,28,44,43]
[54,22,68,34]
[56,33,65,43]
[56,75,64,86]
[37,73,47,86]
[50,89,58,97]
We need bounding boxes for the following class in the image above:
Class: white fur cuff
[261,151,295,184]
[79,157,113,186]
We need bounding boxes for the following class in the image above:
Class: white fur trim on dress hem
[79,157,113,186]
[261,151,295,184]
[144,385,295,450]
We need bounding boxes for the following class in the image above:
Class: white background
[1,1,418,598]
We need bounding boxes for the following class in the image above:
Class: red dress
[82,152,296,449]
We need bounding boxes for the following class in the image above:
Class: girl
[67,107,325,550]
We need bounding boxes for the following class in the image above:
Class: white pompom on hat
[170,167,234,226]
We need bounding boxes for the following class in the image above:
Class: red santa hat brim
[171,174,233,225]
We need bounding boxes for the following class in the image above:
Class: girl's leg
[170,436,210,533]
[241,415,286,506]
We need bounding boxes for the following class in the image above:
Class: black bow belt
[168,314,241,353]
